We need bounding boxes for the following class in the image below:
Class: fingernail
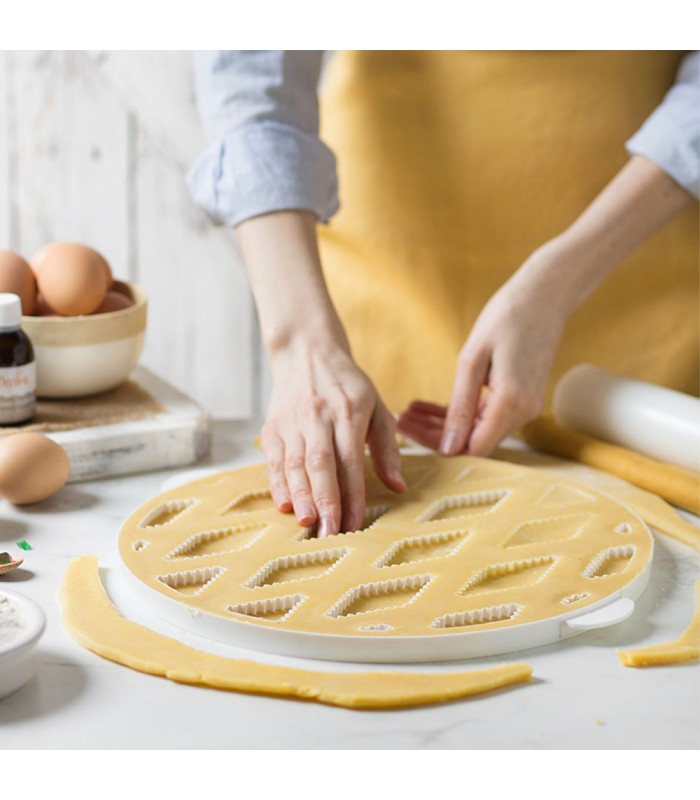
[317,518,335,538]
[298,504,316,524]
[273,491,292,512]
[440,430,460,455]
[390,469,408,490]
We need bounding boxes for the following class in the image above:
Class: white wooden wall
[0,50,262,419]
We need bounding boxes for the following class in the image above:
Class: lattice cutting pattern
[118,455,653,638]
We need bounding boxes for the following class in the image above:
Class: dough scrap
[617,580,700,667]
[59,556,532,709]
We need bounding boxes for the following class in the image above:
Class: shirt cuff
[186,121,339,227]
[626,111,700,199]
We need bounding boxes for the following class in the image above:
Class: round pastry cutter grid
[118,456,653,663]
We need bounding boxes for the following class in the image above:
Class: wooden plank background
[0,50,261,419]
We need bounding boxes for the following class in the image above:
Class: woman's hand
[397,248,567,455]
[263,340,406,537]
[398,156,696,456]
[236,210,406,537]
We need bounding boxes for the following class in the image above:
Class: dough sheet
[118,455,653,639]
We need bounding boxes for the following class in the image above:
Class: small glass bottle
[0,293,36,425]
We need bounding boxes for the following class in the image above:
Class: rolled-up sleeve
[187,50,339,227]
[626,51,700,198]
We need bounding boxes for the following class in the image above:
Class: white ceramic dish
[0,589,46,699]
[21,281,147,398]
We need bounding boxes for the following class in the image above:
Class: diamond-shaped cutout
[327,574,431,618]
[418,490,508,522]
[614,522,633,534]
[157,566,226,596]
[456,462,520,483]
[431,603,523,629]
[307,501,391,537]
[165,524,268,559]
[459,556,556,595]
[401,465,436,489]
[503,513,590,547]
[536,483,596,508]
[221,489,274,514]
[561,592,590,605]
[359,502,392,530]
[227,593,305,622]
[139,499,198,528]
[244,548,348,588]
[583,545,635,579]
[359,623,394,632]
[363,465,435,498]
[376,530,468,567]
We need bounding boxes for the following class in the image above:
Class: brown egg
[29,243,55,274]
[35,243,111,316]
[92,290,134,314]
[0,250,37,315]
[31,242,113,289]
[0,432,71,505]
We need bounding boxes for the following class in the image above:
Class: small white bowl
[22,281,147,398]
[0,589,46,700]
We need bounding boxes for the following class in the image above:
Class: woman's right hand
[236,210,405,536]
[262,340,406,537]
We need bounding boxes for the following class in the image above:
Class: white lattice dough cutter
[119,564,648,663]
[116,459,653,663]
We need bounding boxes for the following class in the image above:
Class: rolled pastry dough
[59,556,532,709]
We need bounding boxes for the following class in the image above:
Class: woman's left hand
[397,156,697,457]
[397,244,569,456]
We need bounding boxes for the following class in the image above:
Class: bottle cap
[0,293,22,329]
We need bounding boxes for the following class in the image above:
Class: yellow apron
[317,51,699,412]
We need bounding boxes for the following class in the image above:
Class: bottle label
[0,362,36,423]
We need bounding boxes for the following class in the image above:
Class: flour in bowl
[0,594,25,646]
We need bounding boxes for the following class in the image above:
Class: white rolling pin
[552,364,700,472]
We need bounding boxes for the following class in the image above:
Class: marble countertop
[1,421,698,750]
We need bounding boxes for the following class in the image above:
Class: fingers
[303,425,342,538]
[467,382,542,456]
[265,402,371,538]
[262,431,293,513]
[334,420,367,534]
[440,350,490,455]
[406,400,447,419]
[367,404,407,494]
[396,406,444,451]
[263,373,404,537]
[265,415,341,534]
[283,435,319,527]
